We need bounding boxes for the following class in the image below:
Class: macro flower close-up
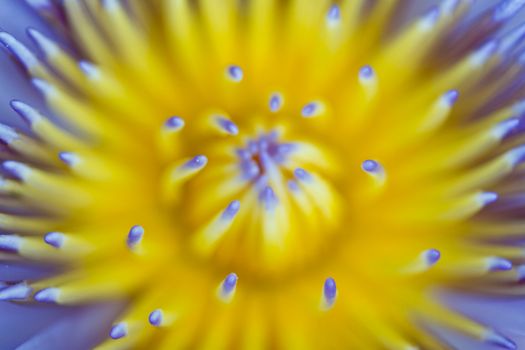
[2,0,525,349]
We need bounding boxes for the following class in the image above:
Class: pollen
[0,0,525,349]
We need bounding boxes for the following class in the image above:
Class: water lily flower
[1,0,525,349]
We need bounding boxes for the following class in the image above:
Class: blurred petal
[16,302,124,350]
[0,0,58,128]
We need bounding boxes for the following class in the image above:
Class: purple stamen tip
[149,309,163,327]
[216,117,239,135]
[26,0,56,12]
[269,93,283,112]
[359,65,374,80]
[222,200,241,221]
[110,322,128,339]
[421,7,440,28]
[10,100,38,124]
[495,118,520,138]
[58,152,79,166]
[288,180,300,192]
[489,257,513,271]
[301,102,319,117]
[324,277,337,301]
[441,0,460,15]
[0,283,32,301]
[425,249,441,266]
[185,155,208,169]
[44,232,65,249]
[0,235,21,252]
[327,4,341,21]
[222,273,238,294]
[259,186,278,210]
[294,168,312,182]
[481,192,499,205]
[0,124,18,144]
[443,90,459,105]
[34,287,59,303]
[227,65,243,82]
[0,32,38,70]
[79,60,100,79]
[3,161,28,180]
[485,329,517,350]
[165,116,185,130]
[493,0,525,22]
[362,159,380,173]
[241,160,260,180]
[516,265,525,281]
[472,40,498,66]
[127,225,144,247]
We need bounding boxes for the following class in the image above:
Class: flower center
[237,131,295,182]
[171,120,342,278]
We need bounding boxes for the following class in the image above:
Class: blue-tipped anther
[323,277,337,306]
[58,152,79,166]
[127,225,144,248]
[32,78,53,95]
[110,322,128,340]
[443,90,459,105]
[27,28,54,54]
[507,145,525,166]
[259,186,278,210]
[494,118,520,139]
[222,200,241,221]
[507,145,525,167]
[327,4,341,21]
[424,249,441,266]
[514,99,525,117]
[164,116,185,130]
[0,235,21,252]
[240,160,260,180]
[359,65,374,80]
[226,65,243,82]
[222,273,238,294]
[10,100,41,125]
[301,102,320,118]
[44,232,65,249]
[0,124,19,144]
[288,180,300,192]
[471,40,498,66]
[499,23,525,55]
[294,168,312,182]
[215,116,239,135]
[34,287,59,303]
[484,329,517,350]
[361,159,380,173]
[269,93,283,113]
[185,155,208,169]
[102,0,119,10]
[0,32,38,70]
[480,192,499,206]
[493,0,525,22]
[488,257,513,271]
[149,309,163,327]
[420,7,440,30]
[441,0,460,15]
[3,161,29,180]
[0,283,32,301]
[516,265,525,281]
[25,0,56,12]
[79,61,100,80]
